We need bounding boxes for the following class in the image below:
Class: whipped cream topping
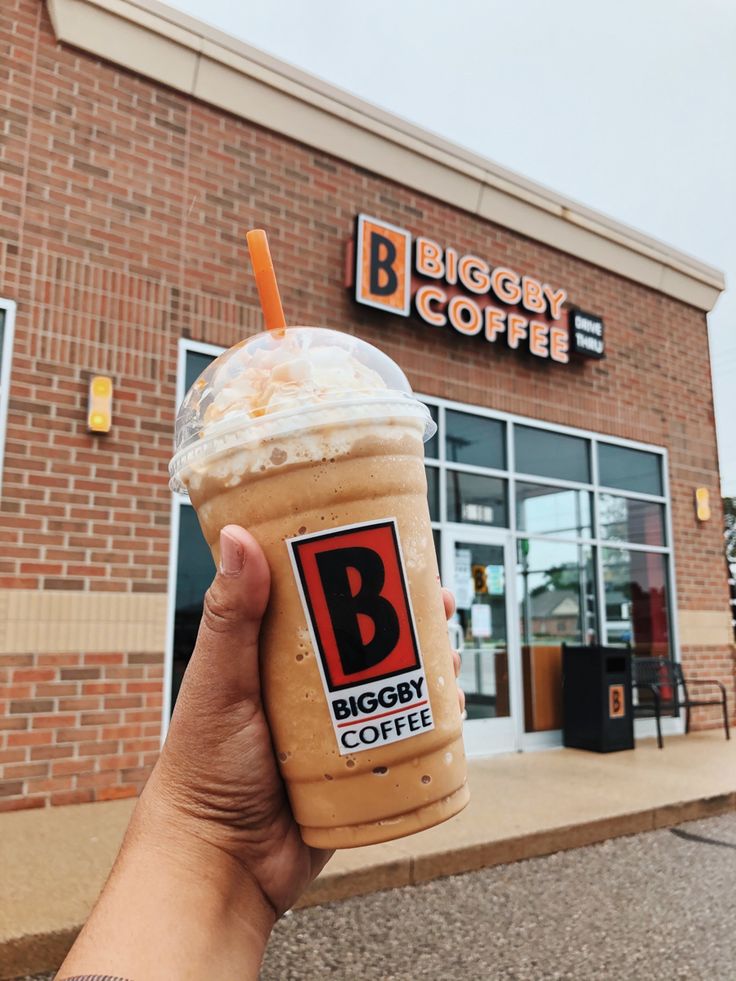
[170,327,433,493]
[203,335,388,426]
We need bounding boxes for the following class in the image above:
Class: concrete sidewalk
[2,732,735,979]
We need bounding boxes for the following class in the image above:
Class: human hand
[147,524,331,920]
[59,525,463,980]
[149,524,464,916]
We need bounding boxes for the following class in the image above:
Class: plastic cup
[169,327,469,848]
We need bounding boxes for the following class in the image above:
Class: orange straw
[246,229,287,335]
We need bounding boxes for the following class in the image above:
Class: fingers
[186,525,271,704]
[211,525,271,623]
[442,587,455,620]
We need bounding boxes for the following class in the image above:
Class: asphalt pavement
[19,812,736,980]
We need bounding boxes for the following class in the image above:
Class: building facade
[0,0,732,811]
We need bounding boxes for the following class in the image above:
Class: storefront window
[446,410,505,469]
[184,349,217,393]
[447,472,507,526]
[454,541,510,721]
[168,366,676,746]
[598,443,663,496]
[426,465,439,520]
[599,494,665,547]
[516,483,593,538]
[515,426,590,483]
[602,547,670,656]
[424,402,439,459]
[432,529,441,567]
[171,505,214,711]
[518,539,597,732]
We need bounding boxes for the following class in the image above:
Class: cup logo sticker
[288,519,435,754]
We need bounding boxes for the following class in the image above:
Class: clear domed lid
[169,327,435,492]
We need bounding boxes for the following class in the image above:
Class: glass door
[443,528,519,756]
[517,538,597,746]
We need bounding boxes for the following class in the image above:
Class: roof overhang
[47,0,726,312]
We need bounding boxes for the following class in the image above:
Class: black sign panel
[570,309,605,359]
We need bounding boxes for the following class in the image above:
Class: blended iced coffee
[169,237,467,848]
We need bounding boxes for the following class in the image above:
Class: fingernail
[220,528,245,577]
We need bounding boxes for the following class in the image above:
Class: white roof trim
[47,0,725,311]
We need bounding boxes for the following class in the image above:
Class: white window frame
[0,299,17,497]
[163,339,683,744]
[162,338,226,741]
[420,391,683,743]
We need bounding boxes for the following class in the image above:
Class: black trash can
[562,645,634,752]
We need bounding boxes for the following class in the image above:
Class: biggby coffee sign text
[350,214,605,363]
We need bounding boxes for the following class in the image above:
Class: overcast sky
[170,0,736,495]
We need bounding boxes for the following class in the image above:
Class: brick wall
[0,0,733,810]
[0,650,161,810]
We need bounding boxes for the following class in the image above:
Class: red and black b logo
[288,520,420,692]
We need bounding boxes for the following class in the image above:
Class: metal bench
[631,657,730,749]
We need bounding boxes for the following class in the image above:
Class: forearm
[58,790,276,981]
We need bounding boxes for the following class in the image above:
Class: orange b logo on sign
[354,215,411,316]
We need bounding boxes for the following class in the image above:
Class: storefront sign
[471,603,492,638]
[472,564,488,595]
[570,309,605,358]
[349,214,605,363]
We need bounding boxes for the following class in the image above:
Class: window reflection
[447,472,507,526]
[426,465,439,521]
[602,548,670,656]
[598,444,662,496]
[423,403,439,459]
[184,351,216,398]
[446,410,505,469]
[516,483,592,538]
[515,426,590,483]
[432,529,441,568]
[599,494,665,546]
[518,539,597,732]
[453,542,509,721]
[172,506,214,711]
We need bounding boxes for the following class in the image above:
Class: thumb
[186,525,271,705]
